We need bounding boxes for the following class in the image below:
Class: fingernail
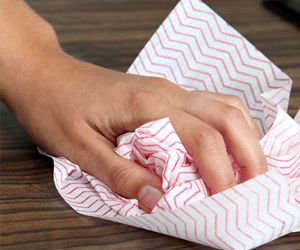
[138,185,162,210]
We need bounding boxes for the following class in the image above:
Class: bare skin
[0,0,267,211]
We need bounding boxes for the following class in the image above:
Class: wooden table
[1,0,299,249]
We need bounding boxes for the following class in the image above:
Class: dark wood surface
[1,0,299,249]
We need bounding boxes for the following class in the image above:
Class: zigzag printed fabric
[41,1,300,249]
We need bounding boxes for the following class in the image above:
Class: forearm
[0,0,61,105]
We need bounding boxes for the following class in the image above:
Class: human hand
[0,1,267,212]
[1,54,266,211]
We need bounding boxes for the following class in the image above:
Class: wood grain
[0,0,299,249]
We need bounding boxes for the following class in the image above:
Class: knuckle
[221,178,236,190]
[110,81,131,96]
[226,95,244,109]
[128,89,170,124]
[150,77,172,86]
[256,163,268,174]
[191,90,203,96]
[108,164,133,193]
[193,127,224,151]
[220,105,244,123]
[245,159,267,173]
[68,120,88,144]
[112,81,128,90]
[189,90,203,99]
[131,90,166,108]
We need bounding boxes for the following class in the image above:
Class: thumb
[107,155,163,212]
[78,137,163,212]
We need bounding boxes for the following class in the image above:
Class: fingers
[165,109,236,194]
[145,78,261,138]
[150,80,266,182]
[107,155,163,212]
[119,88,236,192]
[71,81,267,214]
[180,92,267,182]
[120,89,252,193]
[73,129,163,212]
[198,91,261,139]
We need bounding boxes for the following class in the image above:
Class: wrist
[0,48,66,114]
[0,0,62,103]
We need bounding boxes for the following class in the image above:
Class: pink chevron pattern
[40,1,300,249]
[129,0,292,135]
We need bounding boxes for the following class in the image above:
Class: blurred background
[1,1,299,249]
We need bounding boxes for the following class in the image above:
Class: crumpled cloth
[40,0,300,249]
